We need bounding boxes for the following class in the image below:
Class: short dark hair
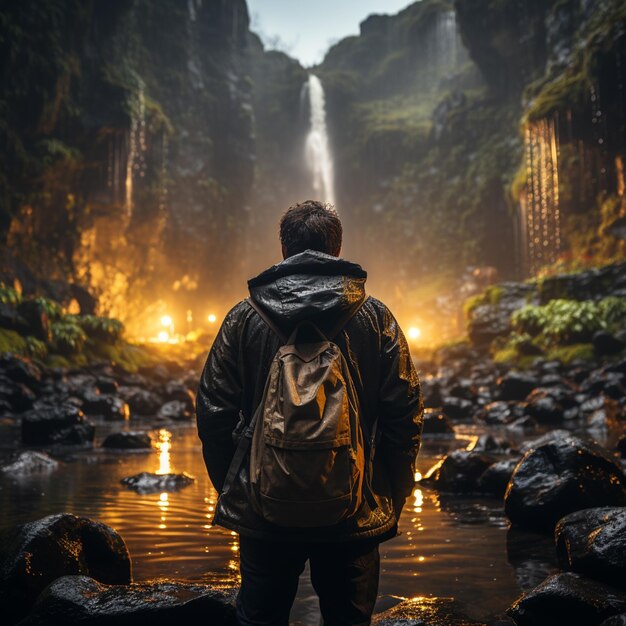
[279,200,343,258]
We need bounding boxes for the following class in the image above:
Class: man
[196,200,423,626]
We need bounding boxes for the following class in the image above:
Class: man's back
[196,201,423,625]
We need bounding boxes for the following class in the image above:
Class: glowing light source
[408,326,421,340]
[207,314,217,323]
[157,331,169,342]
[161,315,173,327]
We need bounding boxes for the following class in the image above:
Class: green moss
[0,284,22,306]
[0,329,28,354]
[546,343,595,364]
[524,72,587,124]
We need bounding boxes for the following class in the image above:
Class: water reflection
[155,428,172,474]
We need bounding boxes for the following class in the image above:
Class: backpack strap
[246,298,288,343]
[326,295,370,340]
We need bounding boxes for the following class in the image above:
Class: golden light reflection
[414,470,423,482]
[413,487,424,513]
[155,428,172,475]
[158,491,169,530]
[228,531,242,584]
[161,315,173,328]
[462,434,480,451]
[208,314,217,323]
[408,326,421,340]
[157,330,169,342]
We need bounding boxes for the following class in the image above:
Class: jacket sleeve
[376,305,424,516]
[196,304,244,493]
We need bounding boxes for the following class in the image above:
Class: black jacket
[196,250,423,542]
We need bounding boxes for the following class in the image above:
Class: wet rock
[448,381,477,401]
[587,406,621,431]
[472,434,514,454]
[162,381,195,411]
[120,472,195,494]
[555,507,626,586]
[519,430,573,453]
[442,396,474,420]
[0,377,36,412]
[505,436,626,531]
[475,401,516,425]
[524,391,564,424]
[0,354,41,389]
[118,386,163,416]
[21,404,95,446]
[0,513,131,624]
[430,450,495,493]
[507,415,538,431]
[20,575,236,626]
[422,409,455,435]
[157,400,193,422]
[593,331,626,356]
[497,372,539,402]
[507,572,626,626]
[96,378,119,394]
[478,458,520,498]
[81,389,130,421]
[101,432,152,450]
[373,595,484,625]
[421,379,443,408]
[0,451,59,474]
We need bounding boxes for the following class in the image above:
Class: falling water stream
[304,75,336,206]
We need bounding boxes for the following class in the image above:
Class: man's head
[279,200,342,259]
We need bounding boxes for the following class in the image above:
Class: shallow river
[0,419,565,624]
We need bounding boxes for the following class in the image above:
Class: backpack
[221,296,372,528]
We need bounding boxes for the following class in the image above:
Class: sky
[247,0,414,67]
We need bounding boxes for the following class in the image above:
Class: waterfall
[522,118,561,275]
[304,75,336,206]
[125,84,146,217]
[435,10,460,70]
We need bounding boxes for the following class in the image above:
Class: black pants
[236,536,380,626]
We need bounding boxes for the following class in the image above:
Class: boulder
[20,575,236,626]
[81,389,130,421]
[118,387,163,416]
[475,401,516,425]
[504,436,626,531]
[421,379,443,408]
[593,331,626,357]
[21,404,95,446]
[496,372,539,401]
[95,378,119,394]
[519,430,573,453]
[372,595,484,625]
[429,450,495,493]
[477,458,520,498]
[524,389,565,424]
[0,354,41,389]
[0,376,36,412]
[555,507,626,586]
[120,472,195,494]
[162,381,195,411]
[471,434,514,454]
[101,432,153,450]
[507,415,538,431]
[0,513,131,624]
[0,451,59,474]
[441,396,474,420]
[507,572,626,626]
[157,400,193,422]
[421,409,455,435]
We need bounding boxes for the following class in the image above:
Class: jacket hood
[248,250,367,324]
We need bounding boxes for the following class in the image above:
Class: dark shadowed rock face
[442,397,475,421]
[21,404,95,446]
[372,595,485,625]
[507,572,626,626]
[0,354,41,390]
[555,507,626,586]
[19,575,237,626]
[157,400,193,421]
[496,372,539,402]
[81,389,130,421]
[619,437,626,459]
[477,458,520,498]
[118,387,163,416]
[120,472,195,494]
[0,513,131,625]
[0,451,59,475]
[430,450,495,493]
[101,432,152,450]
[504,437,626,531]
